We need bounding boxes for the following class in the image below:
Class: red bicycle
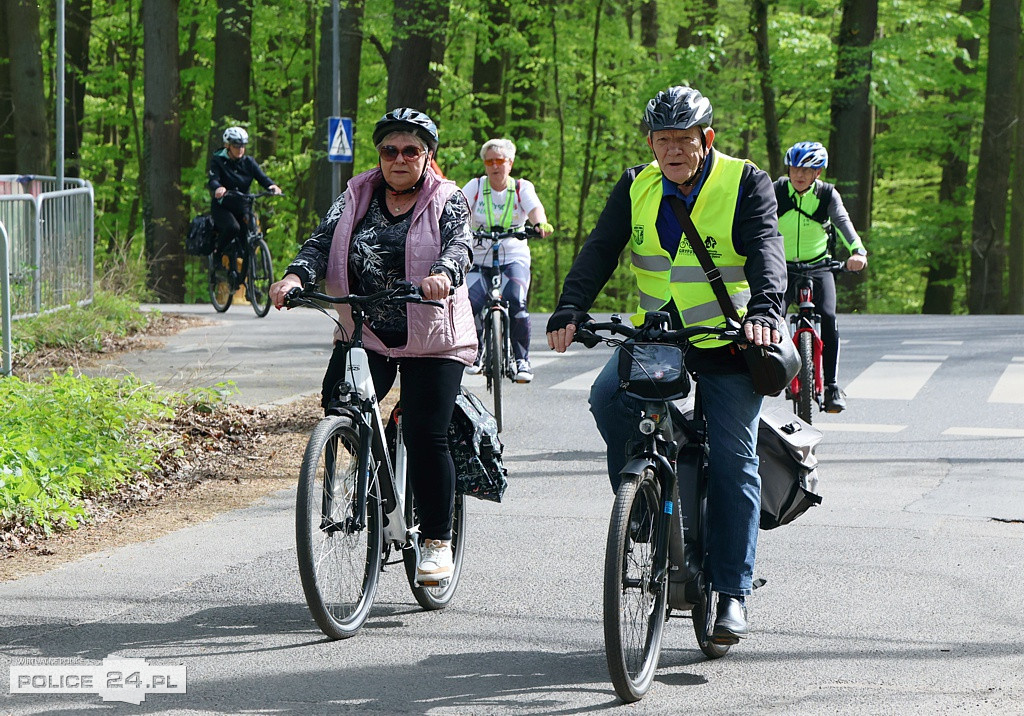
[785,259,846,424]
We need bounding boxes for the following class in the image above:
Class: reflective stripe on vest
[628,153,749,347]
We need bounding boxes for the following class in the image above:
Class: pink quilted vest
[325,168,477,365]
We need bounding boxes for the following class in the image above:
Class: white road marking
[844,361,942,400]
[816,423,906,433]
[1013,356,1024,363]
[988,363,1024,404]
[551,367,604,391]
[943,427,1024,438]
[881,354,948,361]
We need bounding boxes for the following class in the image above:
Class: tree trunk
[63,0,91,179]
[0,1,15,173]
[142,0,185,302]
[676,0,717,50]
[750,0,781,178]
[388,0,448,112]
[969,0,1021,314]
[640,0,658,57]
[922,0,981,314]
[210,0,252,156]
[6,0,49,174]
[471,0,510,146]
[827,0,877,313]
[314,0,362,219]
[1011,46,1024,314]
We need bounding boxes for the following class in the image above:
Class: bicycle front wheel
[403,485,467,610]
[604,470,667,703]
[247,237,273,317]
[295,415,383,639]
[207,252,233,312]
[796,331,814,423]
[488,309,504,432]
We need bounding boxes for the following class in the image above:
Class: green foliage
[0,372,178,532]
[8,292,156,357]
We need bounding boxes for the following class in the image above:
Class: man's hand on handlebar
[846,253,867,272]
[546,306,592,353]
[270,273,304,310]
[742,314,780,347]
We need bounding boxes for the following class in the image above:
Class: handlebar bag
[757,405,823,529]
[618,342,690,401]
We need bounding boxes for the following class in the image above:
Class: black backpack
[186,214,217,256]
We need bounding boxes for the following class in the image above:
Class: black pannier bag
[386,388,508,503]
[448,387,508,502]
[186,214,216,256]
[757,405,822,529]
[618,342,691,401]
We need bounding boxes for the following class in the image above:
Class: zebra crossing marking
[943,426,1024,438]
[844,360,942,400]
[816,423,906,433]
[988,359,1024,404]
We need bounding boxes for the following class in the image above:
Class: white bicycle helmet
[223,127,249,146]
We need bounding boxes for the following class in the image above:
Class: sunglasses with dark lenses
[379,145,425,161]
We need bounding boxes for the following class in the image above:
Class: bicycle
[784,258,846,424]
[470,224,541,432]
[575,312,744,703]
[208,190,279,318]
[283,282,468,639]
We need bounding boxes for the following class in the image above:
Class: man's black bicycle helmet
[372,108,439,152]
[643,86,713,133]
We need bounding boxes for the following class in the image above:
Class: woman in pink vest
[270,108,475,584]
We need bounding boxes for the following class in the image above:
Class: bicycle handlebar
[283,281,449,311]
[223,189,285,200]
[787,258,847,274]
[574,316,744,349]
[472,224,542,244]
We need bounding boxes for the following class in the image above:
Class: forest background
[2,0,1023,316]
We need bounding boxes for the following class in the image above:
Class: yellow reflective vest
[628,152,750,348]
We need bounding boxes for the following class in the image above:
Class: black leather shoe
[711,596,748,643]
[824,384,847,413]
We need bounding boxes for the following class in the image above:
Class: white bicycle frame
[343,344,415,550]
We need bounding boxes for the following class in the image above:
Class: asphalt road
[1,308,1022,714]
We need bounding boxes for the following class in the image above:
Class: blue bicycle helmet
[785,141,828,169]
[372,108,439,152]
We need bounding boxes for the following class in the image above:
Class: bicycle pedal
[415,576,451,588]
[709,634,740,646]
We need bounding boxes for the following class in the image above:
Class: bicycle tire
[489,309,504,432]
[247,237,273,318]
[692,584,731,659]
[295,415,383,639]
[604,471,667,703]
[797,331,814,424]
[207,252,233,313]
[402,484,467,610]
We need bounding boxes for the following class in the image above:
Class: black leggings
[785,266,840,385]
[321,344,463,540]
[211,194,248,249]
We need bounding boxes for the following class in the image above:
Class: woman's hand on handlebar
[420,271,452,301]
[270,273,303,310]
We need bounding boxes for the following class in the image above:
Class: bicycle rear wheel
[604,470,667,703]
[207,252,233,312]
[403,485,467,610]
[247,237,273,318]
[295,415,382,639]
[488,309,504,432]
[796,331,814,423]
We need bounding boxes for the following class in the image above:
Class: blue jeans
[589,350,763,596]
[467,260,532,362]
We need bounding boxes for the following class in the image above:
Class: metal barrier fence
[0,175,94,321]
[1,220,11,376]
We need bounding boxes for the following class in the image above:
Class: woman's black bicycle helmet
[643,86,713,132]
[372,108,439,152]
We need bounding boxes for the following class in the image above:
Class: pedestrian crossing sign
[328,117,353,163]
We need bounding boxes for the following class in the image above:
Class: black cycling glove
[741,314,776,332]
[546,305,592,333]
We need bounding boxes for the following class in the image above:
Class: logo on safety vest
[704,235,717,250]
[631,225,645,246]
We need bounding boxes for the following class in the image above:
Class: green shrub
[0,371,178,533]
[9,291,157,356]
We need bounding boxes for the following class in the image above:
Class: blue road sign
[328,117,353,163]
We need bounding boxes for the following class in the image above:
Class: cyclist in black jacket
[546,86,787,645]
[207,126,282,249]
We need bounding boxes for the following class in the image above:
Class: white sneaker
[465,359,482,375]
[514,359,533,384]
[416,539,453,584]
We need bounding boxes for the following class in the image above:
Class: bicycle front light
[639,418,657,435]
